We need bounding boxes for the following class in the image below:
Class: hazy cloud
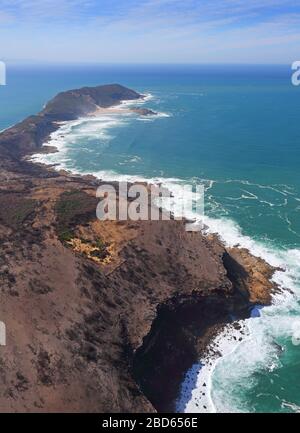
[0,0,299,63]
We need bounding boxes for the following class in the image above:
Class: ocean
[1,63,300,413]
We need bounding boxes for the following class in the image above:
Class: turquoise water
[1,64,300,412]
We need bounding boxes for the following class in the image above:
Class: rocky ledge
[130,107,157,116]
[0,85,278,413]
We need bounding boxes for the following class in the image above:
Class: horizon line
[4,61,295,67]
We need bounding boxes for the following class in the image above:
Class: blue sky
[1,0,300,63]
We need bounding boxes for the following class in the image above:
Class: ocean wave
[137,111,172,121]
[30,115,124,168]
[114,92,154,110]
[176,321,251,413]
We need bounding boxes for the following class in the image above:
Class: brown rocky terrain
[0,85,278,413]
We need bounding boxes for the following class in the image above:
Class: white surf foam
[30,114,125,168]
[30,92,171,168]
[176,321,251,413]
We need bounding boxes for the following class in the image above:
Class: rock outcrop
[130,107,157,116]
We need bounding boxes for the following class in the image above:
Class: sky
[0,0,300,64]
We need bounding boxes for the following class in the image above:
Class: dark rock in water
[130,107,157,116]
[273,341,284,354]
[250,305,262,318]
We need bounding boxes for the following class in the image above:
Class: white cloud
[0,0,300,63]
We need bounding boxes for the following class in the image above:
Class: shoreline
[176,320,250,412]
[0,83,285,413]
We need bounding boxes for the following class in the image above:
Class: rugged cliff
[0,85,277,413]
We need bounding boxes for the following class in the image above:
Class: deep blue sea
[1,64,300,413]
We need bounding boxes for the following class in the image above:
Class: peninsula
[0,84,276,412]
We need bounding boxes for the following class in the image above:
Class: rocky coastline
[0,84,278,412]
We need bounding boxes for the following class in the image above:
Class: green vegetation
[0,195,36,229]
[55,190,98,243]
[93,238,106,251]
[58,229,74,242]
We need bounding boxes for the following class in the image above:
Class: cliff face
[0,85,277,413]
